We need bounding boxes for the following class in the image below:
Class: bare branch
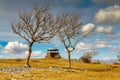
[57,13,84,50]
[11,4,60,67]
[56,12,94,68]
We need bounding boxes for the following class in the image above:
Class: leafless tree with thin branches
[56,13,93,68]
[11,4,60,67]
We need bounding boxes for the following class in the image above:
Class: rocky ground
[0,66,87,74]
[0,66,33,73]
[0,66,90,80]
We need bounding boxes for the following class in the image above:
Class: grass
[0,58,120,80]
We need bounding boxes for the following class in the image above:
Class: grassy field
[0,58,120,80]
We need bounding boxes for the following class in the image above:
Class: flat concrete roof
[47,48,58,51]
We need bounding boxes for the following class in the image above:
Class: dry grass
[0,58,120,80]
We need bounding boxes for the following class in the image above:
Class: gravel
[0,66,33,73]
[0,66,88,73]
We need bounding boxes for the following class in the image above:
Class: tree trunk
[67,50,71,69]
[25,42,33,67]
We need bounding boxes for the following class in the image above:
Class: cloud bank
[75,39,113,54]
[94,39,109,48]
[2,41,28,54]
[75,42,97,54]
[76,42,94,50]
[2,41,43,58]
[96,26,113,34]
[94,5,120,24]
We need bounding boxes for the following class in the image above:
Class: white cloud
[108,45,120,53]
[2,41,28,54]
[2,41,44,58]
[81,23,95,35]
[0,55,4,59]
[95,39,120,53]
[103,56,109,60]
[76,43,92,50]
[76,39,114,51]
[94,5,120,24]
[107,46,117,51]
[94,39,109,48]
[96,44,106,48]
[104,27,113,34]
[96,26,105,33]
[75,42,97,54]
[32,51,42,57]
[25,51,43,58]
[96,26,113,34]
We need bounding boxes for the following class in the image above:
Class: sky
[0,0,120,60]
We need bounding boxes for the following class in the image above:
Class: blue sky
[0,0,120,60]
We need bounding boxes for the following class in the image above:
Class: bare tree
[56,13,83,68]
[11,4,59,67]
[56,13,94,68]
